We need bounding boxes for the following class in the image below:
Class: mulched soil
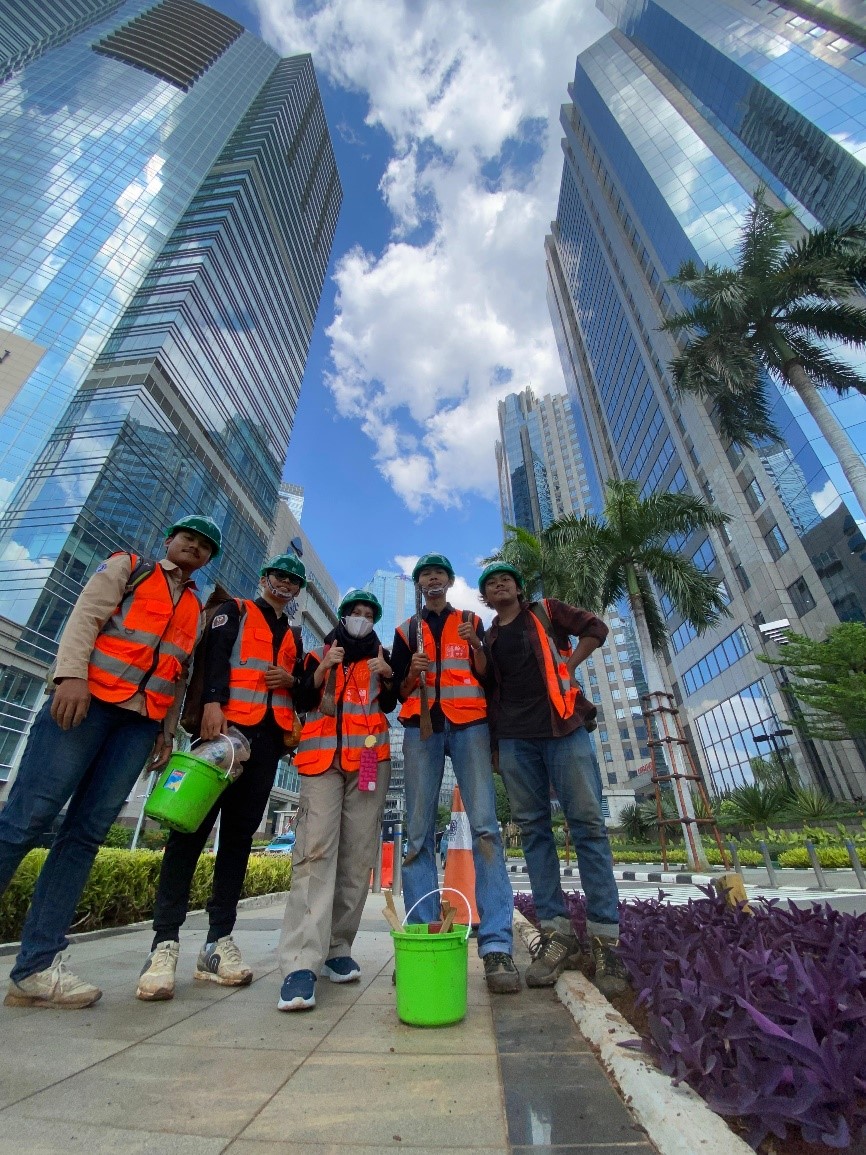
[572,954,866,1155]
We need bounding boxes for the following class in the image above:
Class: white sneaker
[4,952,102,1009]
[194,935,253,986]
[136,941,179,1001]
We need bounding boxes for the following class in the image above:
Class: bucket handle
[401,887,471,942]
[190,736,235,781]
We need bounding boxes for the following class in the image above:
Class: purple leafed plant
[514,889,866,1150]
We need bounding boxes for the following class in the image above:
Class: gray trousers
[277,759,391,976]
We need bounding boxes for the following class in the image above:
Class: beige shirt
[53,553,204,734]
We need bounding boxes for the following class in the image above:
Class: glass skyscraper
[0,0,341,782]
[547,0,866,798]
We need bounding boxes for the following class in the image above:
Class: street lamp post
[753,728,795,793]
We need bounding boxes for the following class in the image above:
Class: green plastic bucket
[391,887,472,1027]
[143,751,231,833]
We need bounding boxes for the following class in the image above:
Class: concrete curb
[507,862,720,884]
[513,911,752,1155]
[0,890,290,958]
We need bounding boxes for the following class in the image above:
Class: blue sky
[212,0,609,601]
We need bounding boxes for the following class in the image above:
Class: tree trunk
[626,567,710,872]
[787,361,866,520]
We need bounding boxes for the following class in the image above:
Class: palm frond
[776,219,866,293]
[710,380,783,447]
[779,301,866,348]
[670,332,761,399]
[782,335,866,397]
[638,548,732,633]
[737,187,794,279]
[636,492,732,541]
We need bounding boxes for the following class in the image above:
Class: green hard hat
[478,561,523,593]
[411,552,455,582]
[165,515,222,557]
[338,588,383,624]
[260,553,306,587]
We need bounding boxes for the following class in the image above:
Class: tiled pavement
[0,894,655,1154]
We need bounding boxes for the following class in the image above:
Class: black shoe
[591,936,628,998]
[483,951,521,994]
[525,930,582,988]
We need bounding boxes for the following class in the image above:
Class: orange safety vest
[223,600,298,731]
[294,653,390,775]
[529,600,579,720]
[397,610,487,725]
[87,554,201,721]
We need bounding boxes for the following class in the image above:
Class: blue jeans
[402,722,513,956]
[0,696,159,980]
[498,729,620,938]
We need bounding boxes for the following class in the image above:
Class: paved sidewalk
[0,893,654,1155]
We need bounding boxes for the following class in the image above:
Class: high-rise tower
[546,0,866,797]
[0,0,341,783]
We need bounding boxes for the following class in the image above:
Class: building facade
[0,0,341,786]
[495,387,652,792]
[547,0,866,797]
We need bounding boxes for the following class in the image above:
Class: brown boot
[591,935,628,997]
[525,930,582,988]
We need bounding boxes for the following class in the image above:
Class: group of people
[0,520,627,1012]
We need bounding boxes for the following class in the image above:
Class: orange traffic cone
[443,786,479,926]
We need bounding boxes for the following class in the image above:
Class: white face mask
[343,615,374,639]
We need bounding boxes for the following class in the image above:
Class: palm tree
[663,187,866,515]
[490,479,731,871]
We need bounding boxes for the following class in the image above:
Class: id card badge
[358,741,378,792]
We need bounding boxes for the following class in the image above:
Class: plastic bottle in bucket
[144,726,250,833]
[193,726,251,780]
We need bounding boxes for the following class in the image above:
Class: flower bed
[1,849,292,942]
[515,889,866,1151]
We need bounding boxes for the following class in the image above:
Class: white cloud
[811,478,843,518]
[254,0,609,514]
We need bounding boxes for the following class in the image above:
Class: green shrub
[725,784,790,826]
[618,802,654,843]
[101,824,132,849]
[782,788,846,822]
[777,845,866,868]
[0,850,292,943]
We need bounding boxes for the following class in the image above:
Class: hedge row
[778,845,866,869]
[0,850,292,943]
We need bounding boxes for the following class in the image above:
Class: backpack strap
[125,555,157,596]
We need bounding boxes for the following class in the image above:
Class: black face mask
[327,619,381,663]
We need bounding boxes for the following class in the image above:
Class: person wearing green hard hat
[0,515,217,1009]
[137,548,306,1002]
[277,586,396,1010]
[478,563,628,999]
[388,552,520,995]
[165,514,223,558]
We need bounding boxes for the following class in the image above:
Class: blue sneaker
[321,956,361,983]
[277,969,316,1011]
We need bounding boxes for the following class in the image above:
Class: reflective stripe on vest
[530,602,578,720]
[223,600,297,731]
[87,555,201,721]
[397,612,486,724]
[295,655,390,775]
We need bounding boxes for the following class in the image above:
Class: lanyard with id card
[346,665,379,792]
